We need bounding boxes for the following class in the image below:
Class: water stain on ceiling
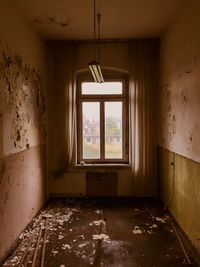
[13,0,185,39]
[33,15,71,28]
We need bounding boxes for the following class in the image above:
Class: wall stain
[0,42,46,151]
[4,192,8,204]
[189,133,193,144]
[0,159,5,185]
[181,89,188,105]
[185,131,194,151]
[33,15,70,28]
[167,104,172,112]
[185,69,192,74]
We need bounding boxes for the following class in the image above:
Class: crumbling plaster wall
[0,1,46,261]
[159,0,200,253]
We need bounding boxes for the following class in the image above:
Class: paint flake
[77,235,84,239]
[42,213,54,218]
[78,243,87,248]
[133,229,142,234]
[95,209,102,214]
[62,244,71,250]
[52,250,59,255]
[92,233,110,241]
[58,234,64,240]
[10,256,19,263]
[91,220,105,226]
[155,217,166,223]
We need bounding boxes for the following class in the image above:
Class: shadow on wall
[86,172,118,197]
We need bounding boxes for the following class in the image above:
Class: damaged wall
[159,0,200,253]
[0,1,46,261]
[47,42,158,198]
[47,42,135,197]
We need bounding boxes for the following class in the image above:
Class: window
[77,76,129,164]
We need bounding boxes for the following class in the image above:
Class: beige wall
[159,0,200,162]
[159,0,200,253]
[47,42,134,197]
[48,166,134,197]
[47,42,158,198]
[0,1,46,261]
[76,43,130,72]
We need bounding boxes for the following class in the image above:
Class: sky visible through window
[82,82,122,95]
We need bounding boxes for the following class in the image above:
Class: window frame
[77,73,129,164]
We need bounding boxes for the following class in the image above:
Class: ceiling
[13,0,185,40]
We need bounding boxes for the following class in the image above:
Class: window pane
[82,102,100,159]
[82,82,122,95]
[105,102,123,159]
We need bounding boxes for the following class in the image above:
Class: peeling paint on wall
[0,1,47,261]
[0,42,46,155]
[159,0,200,163]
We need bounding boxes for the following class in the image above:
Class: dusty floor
[2,198,195,267]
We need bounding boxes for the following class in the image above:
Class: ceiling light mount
[88,0,104,83]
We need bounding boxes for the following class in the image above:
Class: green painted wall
[158,146,200,253]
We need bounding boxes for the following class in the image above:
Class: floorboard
[1,198,195,267]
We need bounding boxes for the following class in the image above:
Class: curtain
[47,40,159,197]
[47,42,77,172]
[129,40,159,196]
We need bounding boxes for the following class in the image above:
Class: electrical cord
[168,151,175,209]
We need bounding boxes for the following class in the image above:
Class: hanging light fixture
[88,0,104,83]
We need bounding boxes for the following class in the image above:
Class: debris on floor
[2,199,194,267]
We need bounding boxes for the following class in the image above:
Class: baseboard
[49,193,84,198]
[169,212,200,267]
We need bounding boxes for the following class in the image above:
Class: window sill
[73,163,131,169]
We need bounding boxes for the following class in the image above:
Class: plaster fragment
[58,234,64,240]
[95,209,102,214]
[62,244,71,250]
[78,243,87,248]
[52,250,59,255]
[92,233,110,242]
[133,229,142,234]
[155,217,166,223]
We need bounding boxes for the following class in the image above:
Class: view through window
[78,80,128,163]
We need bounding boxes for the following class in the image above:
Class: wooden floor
[2,198,195,267]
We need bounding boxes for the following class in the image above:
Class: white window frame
[77,73,129,164]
